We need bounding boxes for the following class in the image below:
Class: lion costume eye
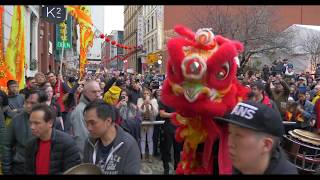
[216,62,230,80]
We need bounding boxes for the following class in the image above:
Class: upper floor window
[151,16,154,30]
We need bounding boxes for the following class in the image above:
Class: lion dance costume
[161,25,249,174]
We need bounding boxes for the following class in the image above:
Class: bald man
[69,80,102,158]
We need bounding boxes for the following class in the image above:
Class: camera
[119,95,126,100]
[150,80,160,90]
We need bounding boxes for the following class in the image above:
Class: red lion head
[162,25,248,118]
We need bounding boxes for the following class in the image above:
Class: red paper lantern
[100,34,105,39]
[105,37,110,42]
[111,40,116,45]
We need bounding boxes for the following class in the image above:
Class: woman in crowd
[137,88,159,163]
[41,85,64,131]
[117,89,141,143]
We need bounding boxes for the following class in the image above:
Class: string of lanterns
[91,25,143,64]
[97,33,142,51]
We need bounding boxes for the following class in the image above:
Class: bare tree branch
[301,31,320,72]
[188,6,293,69]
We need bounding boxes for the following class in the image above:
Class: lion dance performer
[161,25,249,174]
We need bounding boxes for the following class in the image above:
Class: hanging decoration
[66,5,94,79]
[66,5,145,70]
[0,6,14,92]
[0,6,26,90]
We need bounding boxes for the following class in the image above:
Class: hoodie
[83,125,141,174]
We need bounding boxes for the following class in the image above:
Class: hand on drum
[310,119,316,127]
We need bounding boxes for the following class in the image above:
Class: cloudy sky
[104,6,124,35]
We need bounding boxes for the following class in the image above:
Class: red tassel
[100,34,105,39]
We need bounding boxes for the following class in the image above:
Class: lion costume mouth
[169,81,231,103]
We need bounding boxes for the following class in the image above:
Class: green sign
[55,15,72,50]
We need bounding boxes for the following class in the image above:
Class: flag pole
[60,15,67,75]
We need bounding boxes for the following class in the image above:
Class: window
[151,38,154,52]
[147,40,150,53]
[144,23,147,35]
[151,16,154,30]
[147,19,150,33]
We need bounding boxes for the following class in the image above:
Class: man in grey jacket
[69,80,101,158]
[83,100,141,174]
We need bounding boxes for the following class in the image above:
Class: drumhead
[293,129,320,141]
[289,130,320,146]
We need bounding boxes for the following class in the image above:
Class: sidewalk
[140,156,175,175]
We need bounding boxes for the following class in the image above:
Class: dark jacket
[118,103,141,143]
[233,146,298,174]
[104,77,117,94]
[128,87,141,105]
[83,125,141,174]
[2,111,32,174]
[0,108,5,156]
[25,128,81,174]
[266,80,290,115]
[6,94,24,118]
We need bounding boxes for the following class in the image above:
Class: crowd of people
[240,59,320,134]
[0,57,318,174]
[0,69,182,175]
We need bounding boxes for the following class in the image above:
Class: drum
[282,129,320,174]
[63,163,102,175]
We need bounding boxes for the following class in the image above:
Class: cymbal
[63,163,102,175]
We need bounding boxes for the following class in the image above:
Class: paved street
[140,156,175,175]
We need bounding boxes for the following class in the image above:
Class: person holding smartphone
[137,88,158,163]
[117,90,141,143]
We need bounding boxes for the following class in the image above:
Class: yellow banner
[5,6,25,89]
[66,5,93,27]
[66,5,94,79]
[79,24,94,78]
[0,6,25,91]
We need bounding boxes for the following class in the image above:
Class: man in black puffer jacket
[25,104,81,174]
[2,90,48,174]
